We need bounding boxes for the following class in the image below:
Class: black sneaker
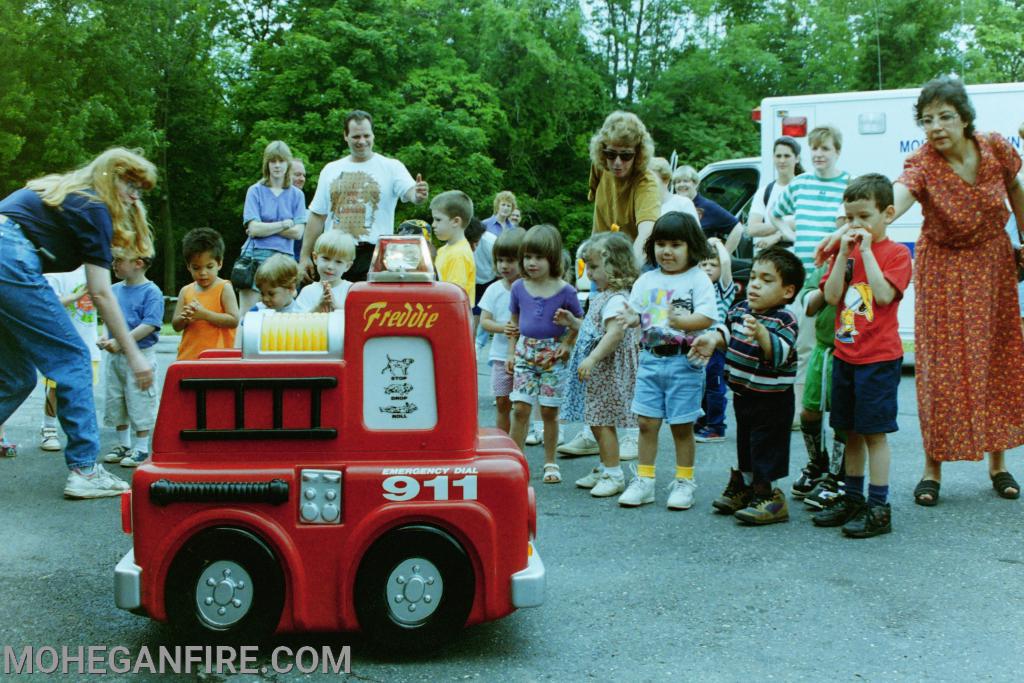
[812,494,865,527]
[803,475,842,510]
[842,502,892,538]
[790,466,823,499]
[712,469,752,515]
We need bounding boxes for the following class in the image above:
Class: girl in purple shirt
[507,225,583,483]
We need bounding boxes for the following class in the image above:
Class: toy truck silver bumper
[114,550,142,611]
[510,543,545,608]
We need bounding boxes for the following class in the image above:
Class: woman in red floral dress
[893,77,1024,505]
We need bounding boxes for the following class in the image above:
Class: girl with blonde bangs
[0,148,158,498]
[260,140,294,189]
[26,147,156,258]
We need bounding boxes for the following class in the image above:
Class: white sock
[43,415,57,429]
[133,433,149,454]
[117,429,131,448]
[606,465,624,478]
[741,471,753,486]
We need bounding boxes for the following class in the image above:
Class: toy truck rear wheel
[354,525,475,652]
[165,527,284,641]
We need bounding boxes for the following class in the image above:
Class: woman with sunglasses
[0,148,157,499]
[588,111,661,265]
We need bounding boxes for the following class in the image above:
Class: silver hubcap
[386,558,443,624]
[195,560,254,629]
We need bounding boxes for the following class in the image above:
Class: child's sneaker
[63,465,130,499]
[618,473,655,507]
[734,488,789,525]
[666,478,697,510]
[812,494,865,527]
[694,427,725,443]
[39,427,61,451]
[120,450,149,468]
[618,430,639,460]
[712,469,752,514]
[803,475,842,510]
[1,440,17,458]
[103,445,133,463]
[591,472,626,497]
[524,423,542,446]
[557,430,599,456]
[841,501,892,538]
[575,466,603,489]
[790,466,824,499]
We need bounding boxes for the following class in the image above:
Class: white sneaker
[619,430,639,461]
[557,430,600,456]
[667,478,697,510]
[575,466,603,489]
[39,427,61,451]
[120,450,149,468]
[64,465,130,499]
[524,423,542,446]
[618,474,656,507]
[591,472,626,497]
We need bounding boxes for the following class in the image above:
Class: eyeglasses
[916,112,960,129]
[602,148,636,162]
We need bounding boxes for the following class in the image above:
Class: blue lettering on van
[899,139,925,154]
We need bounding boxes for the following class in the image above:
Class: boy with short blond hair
[296,230,355,312]
[431,190,476,306]
[100,248,163,467]
[812,173,911,538]
[253,253,304,313]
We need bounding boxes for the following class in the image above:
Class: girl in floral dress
[557,232,640,497]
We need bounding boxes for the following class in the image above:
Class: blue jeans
[700,349,728,434]
[0,218,98,470]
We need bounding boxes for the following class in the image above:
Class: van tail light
[782,116,807,137]
[751,107,761,123]
[121,491,132,534]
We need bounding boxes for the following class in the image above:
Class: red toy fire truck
[114,236,544,649]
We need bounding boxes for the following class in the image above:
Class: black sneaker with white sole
[803,475,842,510]
[790,466,823,499]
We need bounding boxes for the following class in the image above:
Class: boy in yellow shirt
[431,190,476,306]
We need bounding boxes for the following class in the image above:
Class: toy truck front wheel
[164,527,285,641]
[354,525,475,652]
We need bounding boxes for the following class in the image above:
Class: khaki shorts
[103,347,159,431]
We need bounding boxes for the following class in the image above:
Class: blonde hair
[648,157,672,186]
[580,232,638,293]
[588,111,654,180]
[808,125,843,153]
[261,140,294,187]
[254,253,299,290]
[26,147,156,258]
[491,190,517,215]
[314,230,357,261]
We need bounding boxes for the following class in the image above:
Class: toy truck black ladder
[179,377,338,440]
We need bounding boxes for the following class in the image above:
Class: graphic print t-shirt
[628,267,718,348]
[821,239,912,364]
[309,154,416,244]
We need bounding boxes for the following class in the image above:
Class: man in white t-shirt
[300,110,430,282]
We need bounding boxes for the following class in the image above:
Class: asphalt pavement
[1,338,1022,681]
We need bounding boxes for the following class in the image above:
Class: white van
[699,82,1024,359]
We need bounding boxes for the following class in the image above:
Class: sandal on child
[991,471,1021,500]
[914,479,940,507]
[542,463,562,484]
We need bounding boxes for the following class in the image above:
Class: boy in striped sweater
[691,246,805,525]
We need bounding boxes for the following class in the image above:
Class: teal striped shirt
[772,171,850,270]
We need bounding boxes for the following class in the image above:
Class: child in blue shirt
[694,237,736,443]
[100,250,163,467]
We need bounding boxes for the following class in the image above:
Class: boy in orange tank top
[172,228,241,360]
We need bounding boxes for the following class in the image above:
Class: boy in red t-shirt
[812,173,912,538]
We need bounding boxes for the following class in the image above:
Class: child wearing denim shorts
[616,212,718,510]
[507,225,583,484]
